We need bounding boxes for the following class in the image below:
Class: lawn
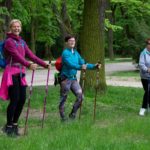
[0,85,149,150]
[105,57,132,63]
[111,70,140,77]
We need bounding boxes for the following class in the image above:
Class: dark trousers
[59,79,83,118]
[141,79,150,109]
[7,75,26,126]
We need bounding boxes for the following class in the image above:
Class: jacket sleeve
[77,51,85,65]
[139,52,148,73]
[86,63,96,69]
[24,43,47,68]
[76,51,96,70]
[62,51,82,70]
[4,39,30,67]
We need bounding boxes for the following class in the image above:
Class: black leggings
[141,79,150,109]
[7,75,26,126]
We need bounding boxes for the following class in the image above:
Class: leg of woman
[139,79,148,116]
[69,80,83,118]
[59,79,71,120]
[141,79,148,108]
[4,76,20,135]
[13,85,26,124]
[12,84,26,135]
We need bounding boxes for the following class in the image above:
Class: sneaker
[139,108,146,116]
[69,113,76,120]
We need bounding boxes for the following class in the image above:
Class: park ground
[0,58,149,150]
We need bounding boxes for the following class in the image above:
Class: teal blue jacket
[61,48,96,80]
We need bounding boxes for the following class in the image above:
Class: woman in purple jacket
[0,19,50,136]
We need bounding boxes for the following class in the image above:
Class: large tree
[80,0,106,91]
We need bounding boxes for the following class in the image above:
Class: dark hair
[146,38,150,44]
[65,35,75,42]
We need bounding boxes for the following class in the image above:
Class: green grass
[0,85,149,150]
[105,57,132,63]
[111,70,140,77]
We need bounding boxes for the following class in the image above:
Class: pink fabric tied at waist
[0,65,27,100]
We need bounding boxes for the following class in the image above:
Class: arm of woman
[4,39,31,67]
[76,51,98,70]
[24,43,48,68]
[139,52,148,73]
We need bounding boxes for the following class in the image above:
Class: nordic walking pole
[79,69,86,120]
[41,61,51,128]
[93,61,101,122]
[24,70,35,135]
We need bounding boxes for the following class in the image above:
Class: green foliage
[0,6,9,25]
[11,0,30,26]
[1,0,150,60]
[109,0,150,59]
[105,18,123,32]
[67,0,84,34]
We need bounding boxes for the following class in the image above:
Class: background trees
[105,0,150,61]
[0,0,150,91]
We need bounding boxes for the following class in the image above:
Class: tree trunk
[0,0,12,40]
[5,0,12,29]
[31,19,36,53]
[61,0,72,40]
[52,0,72,51]
[107,1,116,60]
[45,43,53,60]
[108,28,114,60]
[80,0,106,92]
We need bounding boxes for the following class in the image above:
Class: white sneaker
[139,108,146,116]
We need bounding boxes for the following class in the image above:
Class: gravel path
[0,62,142,88]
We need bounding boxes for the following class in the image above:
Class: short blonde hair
[9,19,22,28]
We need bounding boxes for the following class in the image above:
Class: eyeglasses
[68,40,75,42]
[147,43,150,45]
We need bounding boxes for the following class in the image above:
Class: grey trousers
[59,79,83,118]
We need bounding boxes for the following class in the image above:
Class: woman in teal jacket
[59,35,100,121]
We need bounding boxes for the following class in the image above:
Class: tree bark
[45,43,53,60]
[107,1,116,60]
[61,0,72,39]
[80,0,106,92]
[0,0,12,40]
[30,18,36,53]
[52,0,72,50]
[5,0,12,29]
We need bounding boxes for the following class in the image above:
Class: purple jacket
[4,33,47,68]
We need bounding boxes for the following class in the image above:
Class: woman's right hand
[29,63,37,70]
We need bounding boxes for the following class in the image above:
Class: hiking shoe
[2,125,13,136]
[69,113,76,120]
[61,116,68,122]
[13,125,20,136]
[139,108,146,116]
